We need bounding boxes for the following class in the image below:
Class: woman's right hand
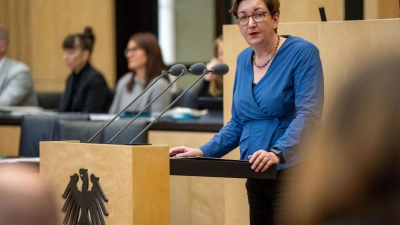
[169,146,205,158]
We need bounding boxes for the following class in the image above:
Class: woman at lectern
[169,0,324,224]
[108,32,171,116]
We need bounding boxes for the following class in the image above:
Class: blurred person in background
[108,32,171,116]
[58,26,112,113]
[282,56,400,225]
[0,164,59,225]
[0,25,38,107]
[197,35,224,100]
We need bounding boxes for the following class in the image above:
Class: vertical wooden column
[223,19,400,225]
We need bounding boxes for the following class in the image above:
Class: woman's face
[63,47,89,72]
[237,0,279,47]
[125,40,147,71]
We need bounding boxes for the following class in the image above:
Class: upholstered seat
[19,114,149,157]
[102,118,148,145]
[18,114,89,157]
[36,92,62,110]
[56,120,104,144]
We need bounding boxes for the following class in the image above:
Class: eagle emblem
[62,168,109,225]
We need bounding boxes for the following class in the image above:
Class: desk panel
[149,130,224,225]
[0,125,20,156]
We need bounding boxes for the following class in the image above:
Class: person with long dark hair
[108,32,171,116]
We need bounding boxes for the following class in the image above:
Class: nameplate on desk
[0,157,40,163]
[170,157,277,179]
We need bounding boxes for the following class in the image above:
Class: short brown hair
[229,0,280,32]
[229,0,280,17]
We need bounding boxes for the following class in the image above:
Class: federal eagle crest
[62,168,109,225]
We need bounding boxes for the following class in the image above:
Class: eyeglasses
[124,46,142,56]
[236,12,271,26]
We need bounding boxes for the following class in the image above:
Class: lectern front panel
[40,141,170,225]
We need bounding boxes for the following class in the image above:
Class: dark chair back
[19,114,89,157]
[56,120,104,143]
[103,119,148,144]
[171,86,201,109]
[36,92,62,110]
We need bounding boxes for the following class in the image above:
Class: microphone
[209,63,229,75]
[189,62,208,75]
[128,63,229,144]
[105,64,189,143]
[86,64,187,143]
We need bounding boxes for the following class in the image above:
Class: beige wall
[280,0,344,22]
[0,0,115,92]
[280,0,399,22]
[365,0,400,19]
[0,0,32,68]
[30,0,116,92]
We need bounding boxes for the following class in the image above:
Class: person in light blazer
[108,32,171,116]
[0,26,38,106]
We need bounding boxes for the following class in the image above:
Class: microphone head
[169,64,187,76]
[189,63,207,75]
[210,63,229,76]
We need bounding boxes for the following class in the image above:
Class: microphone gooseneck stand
[129,63,229,144]
[106,68,187,144]
[86,64,187,143]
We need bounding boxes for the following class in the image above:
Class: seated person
[108,32,171,116]
[196,35,223,109]
[58,27,112,113]
[0,26,38,106]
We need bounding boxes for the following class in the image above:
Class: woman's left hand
[248,150,280,172]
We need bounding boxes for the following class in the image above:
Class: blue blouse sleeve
[199,66,244,158]
[273,44,324,160]
[200,104,244,158]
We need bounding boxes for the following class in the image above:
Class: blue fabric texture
[200,36,324,170]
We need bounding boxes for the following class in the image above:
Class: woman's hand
[169,146,205,158]
[248,150,280,172]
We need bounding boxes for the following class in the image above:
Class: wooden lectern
[40,141,170,225]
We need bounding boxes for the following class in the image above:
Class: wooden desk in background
[0,115,22,156]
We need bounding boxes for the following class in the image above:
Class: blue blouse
[200,36,324,170]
